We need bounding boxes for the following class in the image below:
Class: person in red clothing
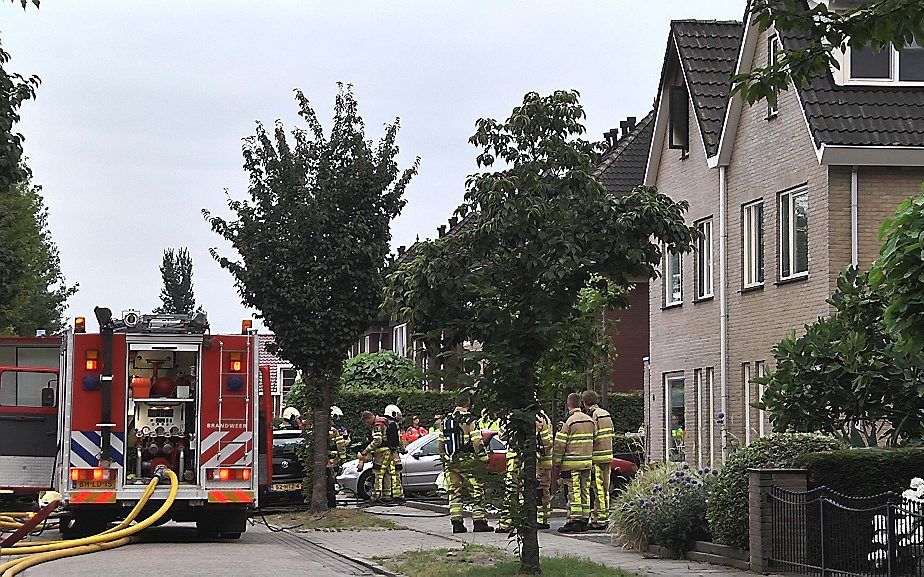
[402,415,428,444]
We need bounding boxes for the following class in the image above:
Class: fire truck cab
[57,307,259,538]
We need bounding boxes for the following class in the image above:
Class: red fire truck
[0,307,263,538]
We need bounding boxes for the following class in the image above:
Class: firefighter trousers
[390,449,404,499]
[497,453,520,530]
[563,468,591,521]
[446,459,486,522]
[537,466,552,525]
[591,462,611,524]
[371,448,394,500]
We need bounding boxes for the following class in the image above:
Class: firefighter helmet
[282,406,301,421]
[384,404,401,419]
[331,405,343,419]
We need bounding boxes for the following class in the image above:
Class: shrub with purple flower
[611,462,717,558]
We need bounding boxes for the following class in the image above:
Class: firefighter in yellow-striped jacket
[536,410,554,529]
[553,392,596,533]
[438,394,493,534]
[582,390,614,530]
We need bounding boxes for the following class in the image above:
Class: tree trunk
[519,364,541,575]
[310,376,332,513]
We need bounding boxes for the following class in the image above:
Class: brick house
[644,8,924,465]
[258,334,299,416]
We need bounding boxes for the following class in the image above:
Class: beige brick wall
[724,26,832,455]
[648,63,721,467]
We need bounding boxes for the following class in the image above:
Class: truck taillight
[206,468,251,481]
[229,352,243,373]
[75,316,86,333]
[85,349,99,371]
[241,319,252,334]
[70,468,115,481]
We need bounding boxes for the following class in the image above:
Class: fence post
[748,468,808,574]
[886,504,898,577]
[819,498,826,577]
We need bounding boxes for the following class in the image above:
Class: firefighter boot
[472,519,492,533]
[557,519,588,534]
[451,519,467,534]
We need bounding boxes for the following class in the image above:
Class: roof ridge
[671,19,742,25]
[593,110,655,181]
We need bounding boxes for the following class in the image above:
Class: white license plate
[272,482,302,492]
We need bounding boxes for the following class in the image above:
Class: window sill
[661,302,683,311]
[693,295,714,304]
[739,283,765,294]
[775,274,809,286]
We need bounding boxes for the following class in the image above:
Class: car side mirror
[411,450,423,460]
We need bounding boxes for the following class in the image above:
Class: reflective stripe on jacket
[587,405,615,464]
[553,408,595,471]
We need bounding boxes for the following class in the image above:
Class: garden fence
[768,486,924,576]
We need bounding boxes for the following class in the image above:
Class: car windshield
[274,435,303,448]
[405,432,438,453]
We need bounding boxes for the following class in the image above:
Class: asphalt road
[11,521,377,577]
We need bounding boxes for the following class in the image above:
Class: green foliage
[871,189,924,354]
[611,462,716,557]
[387,90,695,571]
[757,266,924,446]
[205,84,418,511]
[796,447,924,497]
[341,351,424,390]
[736,0,924,106]
[0,30,38,193]
[153,247,201,315]
[707,433,846,549]
[0,180,77,335]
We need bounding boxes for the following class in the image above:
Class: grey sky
[2,1,742,333]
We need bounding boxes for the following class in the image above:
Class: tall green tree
[153,247,201,315]
[205,84,417,512]
[735,0,924,105]
[387,90,695,574]
[0,180,77,335]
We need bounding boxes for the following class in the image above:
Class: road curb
[289,530,400,577]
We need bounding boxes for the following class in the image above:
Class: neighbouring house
[258,334,299,416]
[644,5,924,466]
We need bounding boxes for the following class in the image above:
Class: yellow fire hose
[0,468,178,576]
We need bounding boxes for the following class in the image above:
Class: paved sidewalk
[291,506,762,577]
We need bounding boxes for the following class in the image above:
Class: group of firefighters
[322,388,614,535]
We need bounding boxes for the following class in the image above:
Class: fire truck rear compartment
[126,347,200,485]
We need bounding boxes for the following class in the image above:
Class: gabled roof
[593,111,655,196]
[672,20,744,156]
[712,1,924,167]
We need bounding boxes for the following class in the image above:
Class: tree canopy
[387,90,696,573]
[205,84,417,511]
[153,247,201,316]
[736,0,924,105]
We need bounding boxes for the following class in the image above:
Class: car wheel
[357,470,374,500]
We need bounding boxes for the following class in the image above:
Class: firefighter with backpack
[495,409,555,533]
[383,404,406,502]
[358,410,400,501]
[439,393,493,533]
[326,406,350,508]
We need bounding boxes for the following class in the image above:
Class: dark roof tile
[594,111,655,196]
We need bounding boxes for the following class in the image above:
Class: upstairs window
[847,42,924,83]
[665,248,682,306]
[392,323,408,357]
[780,187,809,280]
[743,201,765,287]
[668,85,689,151]
[695,218,714,299]
[768,36,780,116]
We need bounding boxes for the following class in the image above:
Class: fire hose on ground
[0,467,178,577]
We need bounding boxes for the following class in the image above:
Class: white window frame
[706,367,715,468]
[768,35,780,117]
[837,42,924,86]
[664,248,682,306]
[694,368,704,467]
[392,323,408,357]
[277,365,298,400]
[779,187,809,280]
[664,374,685,462]
[695,219,714,300]
[743,200,764,288]
[756,361,767,438]
[743,362,752,445]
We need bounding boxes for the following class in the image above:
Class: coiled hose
[0,468,178,576]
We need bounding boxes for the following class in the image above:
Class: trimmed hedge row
[796,448,924,497]
[331,388,644,447]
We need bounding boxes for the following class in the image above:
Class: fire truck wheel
[219,532,242,539]
[59,512,110,539]
[195,518,220,539]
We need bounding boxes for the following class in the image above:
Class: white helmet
[384,404,402,419]
[282,406,301,421]
[330,406,343,419]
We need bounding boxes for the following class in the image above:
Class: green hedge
[706,433,847,549]
[796,448,924,497]
[331,389,643,451]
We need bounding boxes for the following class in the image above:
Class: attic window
[844,42,924,84]
[668,85,689,151]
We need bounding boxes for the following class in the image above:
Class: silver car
[338,432,443,499]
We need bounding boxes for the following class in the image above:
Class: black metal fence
[768,486,924,576]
